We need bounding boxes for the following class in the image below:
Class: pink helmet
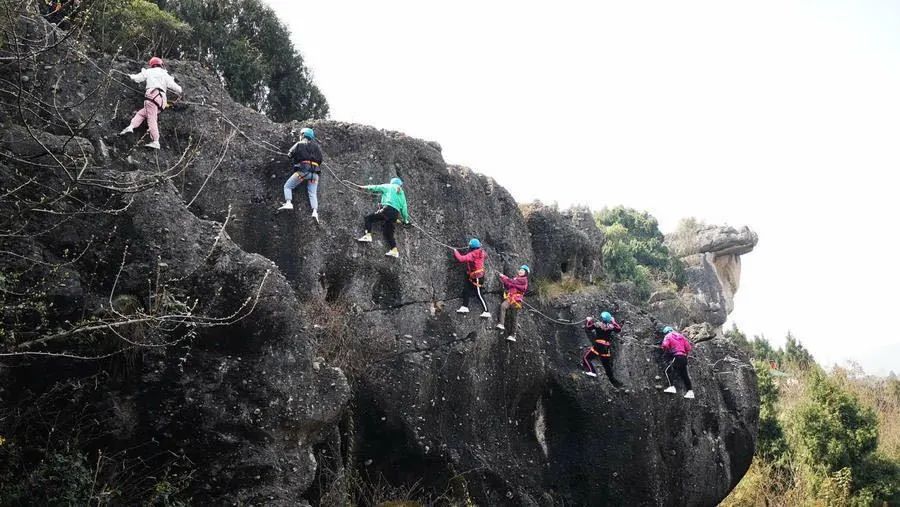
[148,57,164,68]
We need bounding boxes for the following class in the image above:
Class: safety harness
[291,161,322,184]
[503,290,524,309]
[591,339,612,358]
[467,267,485,287]
[146,88,167,111]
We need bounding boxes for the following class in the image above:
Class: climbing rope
[319,161,372,195]
[520,299,588,326]
[408,219,466,250]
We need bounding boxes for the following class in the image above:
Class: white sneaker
[144,141,160,149]
[311,209,319,222]
[583,371,598,378]
[119,126,133,135]
[456,306,470,314]
[495,323,505,330]
[479,312,491,319]
[278,202,294,210]
[506,335,517,342]
[684,390,695,399]
[664,386,677,394]
[357,233,373,243]
[385,248,399,258]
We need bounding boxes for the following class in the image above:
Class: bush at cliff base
[723,339,900,506]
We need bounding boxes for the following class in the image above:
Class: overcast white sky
[266,0,900,375]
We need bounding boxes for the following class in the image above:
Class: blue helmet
[519,264,530,274]
[662,326,674,335]
[600,311,613,323]
[299,127,315,140]
[469,238,481,249]
[390,177,403,186]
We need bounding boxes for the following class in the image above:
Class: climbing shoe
[583,371,598,378]
[456,306,470,314]
[278,202,294,211]
[684,390,695,399]
[385,248,400,258]
[663,386,677,394]
[119,126,133,135]
[357,233,373,243]
[145,141,161,149]
[495,323,505,330]
[311,209,319,221]
[479,311,491,319]
[506,335,517,342]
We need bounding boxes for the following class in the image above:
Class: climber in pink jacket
[495,265,530,342]
[119,57,183,150]
[660,326,695,399]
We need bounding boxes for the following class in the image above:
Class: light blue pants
[283,170,319,211]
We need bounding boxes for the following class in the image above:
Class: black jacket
[288,140,323,166]
[585,320,621,354]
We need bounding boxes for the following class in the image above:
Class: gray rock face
[0,15,758,506]
[523,203,605,283]
[656,225,759,328]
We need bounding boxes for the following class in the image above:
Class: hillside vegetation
[723,326,900,506]
[594,206,685,300]
[79,0,328,121]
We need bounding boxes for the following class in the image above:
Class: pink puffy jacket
[661,332,693,356]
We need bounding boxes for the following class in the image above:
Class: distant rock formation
[653,224,759,328]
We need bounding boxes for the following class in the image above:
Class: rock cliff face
[653,225,759,329]
[522,203,605,284]
[0,13,758,506]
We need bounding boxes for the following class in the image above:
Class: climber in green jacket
[356,177,410,258]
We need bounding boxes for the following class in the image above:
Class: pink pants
[128,89,165,142]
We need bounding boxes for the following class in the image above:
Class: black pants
[667,355,693,390]
[461,277,486,310]
[364,206,399,248]
[582,348,623,387]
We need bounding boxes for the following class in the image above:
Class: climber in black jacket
[581,311,624,387]
[279,127,324,222]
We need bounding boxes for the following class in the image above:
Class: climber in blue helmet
[581,311,623,387]
[452,238,490,318]
[659,326,695,399]
[356,177,410,258]
[496,264,530,342]
[279,127,324,222]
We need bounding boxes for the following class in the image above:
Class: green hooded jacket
[365,183,410,223]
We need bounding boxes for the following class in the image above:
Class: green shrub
[86,0,192,58]
[0,446,93,506]
[788,369,879,475]
[594,206,684,299]
[753,360,789,463]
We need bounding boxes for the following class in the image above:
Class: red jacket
[453,248,486,278]
[500,274,528,302]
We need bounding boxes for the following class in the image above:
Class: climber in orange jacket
[453,238,491,318]
[496,265,529,342]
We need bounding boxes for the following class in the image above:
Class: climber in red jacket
[496,265,529,342]
[452,238,491,318]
